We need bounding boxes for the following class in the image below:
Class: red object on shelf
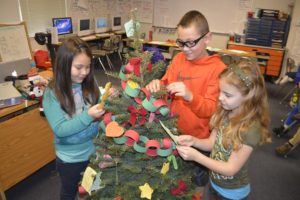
[34,50,52,69]
[149,30,153,41]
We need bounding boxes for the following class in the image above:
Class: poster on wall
[290,26,300,65]
[0,23,32,62]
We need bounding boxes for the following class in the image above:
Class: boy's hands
[146,79,161,92]
[146,80,193,102]
[88,104,105,119]
[167,82,193,102]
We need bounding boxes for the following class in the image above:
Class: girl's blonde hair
[210,60,271,150]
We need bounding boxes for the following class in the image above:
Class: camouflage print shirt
[209,120,261,189]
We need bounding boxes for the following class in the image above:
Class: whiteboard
[0,22,32,62]
[153,0,250,34]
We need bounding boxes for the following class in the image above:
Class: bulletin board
[153,0,252,34]
[0,22,32,62]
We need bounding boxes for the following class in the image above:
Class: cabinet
[227,42,285,77]
[245,17,290,48]
[0,102,55,194]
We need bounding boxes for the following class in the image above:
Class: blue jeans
[56,157,89,200]
[202,182,248,200]
[285,101,300,126]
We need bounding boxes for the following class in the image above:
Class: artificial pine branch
[126,74,142,84]
[144,61,166,86]
[105,71,120,79]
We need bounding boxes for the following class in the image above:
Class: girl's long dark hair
[49,37,99,116]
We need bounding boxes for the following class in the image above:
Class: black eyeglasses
[176,32,208,48]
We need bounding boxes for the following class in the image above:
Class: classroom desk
[114,30,126,35]
[0,71,55,198]
[227,42,283,76]
[82,32,114,41]
[215,48,257,58]
[56,30,126,45]
[144,40,177,47]
[0,101,55,194]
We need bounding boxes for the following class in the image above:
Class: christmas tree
[79,10,200,200]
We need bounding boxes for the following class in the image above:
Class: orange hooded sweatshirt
[161,52,225,139]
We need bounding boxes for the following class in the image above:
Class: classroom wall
[286,0,300,67]
[0,0,299,73]
[138,0,298,76]
[0,0,20,23]
[0,0,47,51]
[146,0,295,50]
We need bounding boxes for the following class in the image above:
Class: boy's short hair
[177,10,209,35]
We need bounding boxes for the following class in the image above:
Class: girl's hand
[88,104,105,119]
[167,82,193,102]
[176,145,199,161]
[177,135,194,146]
[146,79,161,93]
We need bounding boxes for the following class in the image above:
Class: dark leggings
[201,182,248,200]
[56,157,89,200]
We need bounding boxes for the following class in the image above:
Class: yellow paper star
[160,161,170,175]
[139,183,153,200]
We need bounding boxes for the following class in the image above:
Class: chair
[33,50,52,70]
[277,58,298,104]
[102,35,123,67]
[220,54,257,66]
[279,85,298,105]
[92,49,109,72]
[287,57,296,71]
[92,38,115,72]
[220,54,233,66]
[168,47,181,64]
[275,57,296,85]
[169,47,180,59]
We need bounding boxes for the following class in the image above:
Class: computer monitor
[94,17,108,33]
[52,17,73,35]
[112,16,122,31]
[77,18,94,36]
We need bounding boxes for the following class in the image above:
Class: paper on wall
[290,26,300,66]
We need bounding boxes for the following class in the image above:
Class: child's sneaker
[275,142,296,157]
[273,126,289,137]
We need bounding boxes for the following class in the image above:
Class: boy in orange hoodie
[147,10,225,139]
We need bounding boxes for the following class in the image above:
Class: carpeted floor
[5,66,300,200]
[248,81,300,200]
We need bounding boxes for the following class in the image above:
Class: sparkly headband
[77,44,87,49]
[228,64,252,88]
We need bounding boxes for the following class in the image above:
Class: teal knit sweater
[43,84,99,163]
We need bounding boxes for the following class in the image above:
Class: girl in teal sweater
[43,37,104,200]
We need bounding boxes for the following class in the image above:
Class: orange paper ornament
[105,121,124,137]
